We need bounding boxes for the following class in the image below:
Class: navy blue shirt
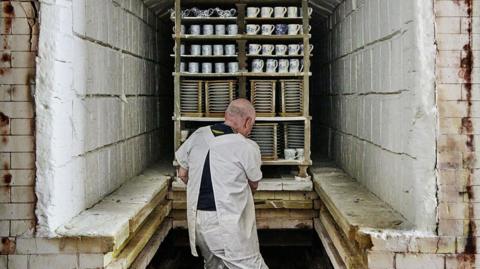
[197,123,234,211]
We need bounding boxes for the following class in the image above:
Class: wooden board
[106,201,172,269]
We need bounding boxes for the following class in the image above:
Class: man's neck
[223,121,238,134]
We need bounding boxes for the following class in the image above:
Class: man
[175,98,268,269]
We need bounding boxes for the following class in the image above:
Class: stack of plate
[284,123,304,149]
[205,80,237,116]
[180,80,203,115]
[250,123,278,160]
[280,80,303,116]
[250,80,276,116]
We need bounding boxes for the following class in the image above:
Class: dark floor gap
[148,229,334,269]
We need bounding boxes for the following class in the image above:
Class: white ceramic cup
[215,24,225,35]
[179,62,186,72]
[261,24,275,35]
[202,62,212,73]
[203,24,214,35]
[225,44,236,55]
[252,59,264,72]
[284,149,296,160]
[214,62,225,73]
[190,25,201,35]
[262,44,274,55]
[246,7,260,18]
[274,7,287,18]
[289,59,303,72]
[246,24,261,35]
[188,62,199,73]
[275,44,287,55]
[249,44,262,55]
[288,24,302,35]
[261,7,274,18]
[228,62,239,73]
[213,44,224,55]
[296,148,304,160]
[227,24,238,35]
[288,44,301,55]
[278,59,289,73]
[202,45,212,56]
[190,44,201,55]
[266,59,278,73]
[287,7,298,18]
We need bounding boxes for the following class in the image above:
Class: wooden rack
[172,0,312,177]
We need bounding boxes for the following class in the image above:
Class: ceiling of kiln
[143,0,341,19]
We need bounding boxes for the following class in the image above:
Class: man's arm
[177,166,189,184]
[248,179,259,191]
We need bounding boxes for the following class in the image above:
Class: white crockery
[287,6,298,18]
[246,24,261,35]
[274,7,287,18]
[262,44,274,55]
[249,44,262,55]
[261,24,275,35]
[261,7,274,18]
[247,7,260,18]
[275,44,287,55]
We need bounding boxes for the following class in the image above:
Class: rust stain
[3,162,8,170]
[3,173,11,184]
[2,1,14,50]
[456,0,476,267]
[0,237,14,255]
[1,53,11,63]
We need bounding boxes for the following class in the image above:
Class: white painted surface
[35,0,170,236]
[313,0,437,231]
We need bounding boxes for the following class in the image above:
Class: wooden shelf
[173,72,311,77]
[174,116,310,122]
[173,72,240,77]
[243,72,311,77]
[261,159,312,166]
[173,34,240,40]
[170,54,238,58]
[173,34,309,41]
[246,54,309,58]
[244,17,303,22]
[173,17,237,23]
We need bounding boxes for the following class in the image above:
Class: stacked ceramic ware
[250,80,276,116]
[180,80,203,116]
[205,80,237,116]
[250,123,278,160]
[280,80,303,116]
[284,123,304,149]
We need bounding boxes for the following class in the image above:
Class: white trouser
[195,210,269,269]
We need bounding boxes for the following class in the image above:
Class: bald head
[225,98,256,120]
[224,99,256,137]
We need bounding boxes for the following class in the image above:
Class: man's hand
[178,167,189,184]
[248,180,258,192]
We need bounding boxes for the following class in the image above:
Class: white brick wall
[35,0,171,235]
[312,0,437,231]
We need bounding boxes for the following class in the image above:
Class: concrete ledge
[312,163,414,269]
[56,164,171,257]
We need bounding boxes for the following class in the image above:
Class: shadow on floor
[148,229,334,269]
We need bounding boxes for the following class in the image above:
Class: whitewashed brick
[79,254,105,268]
[396,254,445,269]
[8,255,28,269]
[10,220,34,237]
[0,203,34,219]
[437,17,461,34]
[368,251,394,269]
[0,136,34,152]
[10,153,34,169]
[0,221,9,237]
[10,119,33,135]
[0,102,34,119]
[11,186,35,203]
[29,254,78,269]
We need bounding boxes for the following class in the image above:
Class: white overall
[175,126,268,269]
